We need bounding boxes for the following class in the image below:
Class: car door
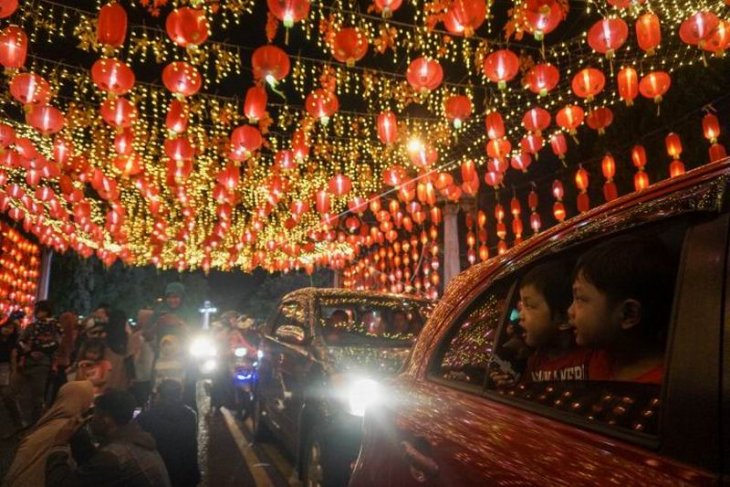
[259,298,312,451]
[353,213,727,486]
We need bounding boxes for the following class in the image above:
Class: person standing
[0,310,25,436]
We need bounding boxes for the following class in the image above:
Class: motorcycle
[230,346,260,419]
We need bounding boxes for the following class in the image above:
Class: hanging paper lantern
[252,45,291,86]
[291,129,309,160]
[406,57,443,93]
[377,111,398,145]
[523,0,563,40]
[460,159,477,182]
[162,62,202,97]
[267,0,310,28]
[587,18,629,58]
[522,107,551,134]
[305,89,339,125]
[0,123,15,148]
[166,7,209,47]
[483,171,503,188]
[552,179,566,222]
[0,25,27,69]
[523,63,560,96]
[373,0,402,18]
[486,138,511,160]
[243,85,267,123]
[274,149,296,170]
[632,145,649,191]
[510,152,532,173]
[635,13,661,55]
[483,49,520,89]
[555,104,584,134]
[679,11,719,48]
[443,0,486,38]
[601,154,618,202]
[0,0,18,19]
[9,72,51,107]
[639,71,671,104]
[315,189,331,213]
[100,97,137,128]
[617,66,639,106]
[444,95,472,129]
[113,153,142,177]
[408,143,438,168]
[586,107,614,135]
[665,132,682,159]
[164,136,195,161]
[26,105,64,135]
[485,111,505,139]
[571,67,605,101]
[575,167,590,213]
[329,174,352,196]
[97,2,127,48]
[550,132,568,160]
[114,128,134,155]
[331,28,368,67]
[704,20,730,55]
[520,133,543,157]
[709,143,727,162]
[702,113,720,143]
[229,125,263,160]
[90,58,135,95]
[165,99,188,134]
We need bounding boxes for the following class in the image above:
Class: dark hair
[34,300,53,316]
[157,379,183,403]
[95,390,136,425]
[521,261,572,324]
[575,235,675,337]
[105,309,128,355]
[81,338,106,358]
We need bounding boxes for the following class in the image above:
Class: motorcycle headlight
[189,336,217,358]
[234,347,247,358]
[201,359,217,373]
[343,377,381,417]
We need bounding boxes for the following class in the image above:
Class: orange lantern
[377,111,398,145]
[267,0,310,28]
[443,0,486,38]
[460,159,477,181]
[113,153,142,177]
[100,97,137,128]
[305,89,339,124]
[522,107,551,134]
[571,67,605,101]
[523,0,562,40]
[444,95,472,128]
[252,45,290,86]
[555,104,584,134]
[601,153,618,202]
[639,71,671,104]
[587,18,629,58]
[331,28,368,67]
[244,85,267,123]
[669,160,685,178]
[523,63,560,96]
[617,66,639,106]
[0,0,18,19]
[91,58,135,95]
[665,132,682,158]
[486,137,511,160]
[709,143,727,162]
[162,61,202,97]
[9,72,51,107]
[485,111,505,139]
[635,12,661,55]
[585,107,614,135]
[229,125,262,160]
[329,173,352,196]
[679,11,719,48]
[575,166,590,213]
[483,49,520,89]
[550,132,568,160]
[373,0,402,18]
[704,20,730,55]
[166,7,209,48]
[702,113,720,143]
[0,25,27,69]
[26,105,64,136]
[631,144,647,169]
[406,57,443,93]
[97,2,127,48]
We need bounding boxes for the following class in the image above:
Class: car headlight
[234,347,247,358]
[201,359,217,373]
[345,377,381,417]
[190,336,217,358]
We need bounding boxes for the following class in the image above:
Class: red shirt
[523,347,611,383]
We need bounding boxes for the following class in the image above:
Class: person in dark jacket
[45,389,171,487]
[137,379,201,487]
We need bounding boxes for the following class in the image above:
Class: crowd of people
[0,281,259,487]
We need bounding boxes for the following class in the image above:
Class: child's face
[85,350,102,361]
[568,271,619,347]
[519,284,554,347]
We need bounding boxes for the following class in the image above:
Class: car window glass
[273,301,306,334]
[486,219,687,437]
[430,281,511,390]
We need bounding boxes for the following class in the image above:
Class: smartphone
[132,407,142,419]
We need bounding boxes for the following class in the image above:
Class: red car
[350,159,730,486]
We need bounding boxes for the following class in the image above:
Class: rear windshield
[318,296,429,347]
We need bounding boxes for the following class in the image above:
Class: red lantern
[274,150,296,170]
[601,154,618,202]
[485,111,505,139]
[113,154,142,177]
[165,99,188,134]
[329,174,352,196]
[332,28,368,67]
[587,18,629,58]
[510,152,532,173]
[552,179,565,222]
[460,159,477,182]
[555,104,584,134]
[373,0,402,18]
[25,105,64,135]
[91,58,135,95]
[267,0,310,28]
[617,66,639,106]
[571,67,605,101]
[97,2,127,48]
[704,20,730,55]
[631,144,647,169]
[315,189,331,213]
[550,132,567,160]
[665,132,682,158]
[483,171,503,188]
[252,45,291,85]
[586,107,613,135]
[639,71,671,103]
[575,167,590,213]
[669,160,685,178]
[709,143,727,162]
[291,129,309,160]
[0,123,15,148]
[523,63,559,96]
[483,49,519,89]
[443,0,486,38]
[166,7,209,47]
[486,138,511,160]
[702,113,720,143]
[636,13,661,55]
[162,62,202,97]
[164,136,195,161]
[229,125,262,160]
[520,133,543,156]
[0,25,27,69]
[0,0,18,19]
[522,107,551,134]
[377,111,398,145]
[523,0,562,40]
[100,97,137,128]
[444,95,472,128]
[9,73,51,106]
[406,57,443,93]
[306,89,339,124]
[243,85,267,123]
[679,11,719,48]
[114,128,135,155]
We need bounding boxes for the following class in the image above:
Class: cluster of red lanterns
[0,223,40,318]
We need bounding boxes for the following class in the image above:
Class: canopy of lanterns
[0,0,727,284]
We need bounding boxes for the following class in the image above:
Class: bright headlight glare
[201,359,217,373]
[234,347,247,358]
[190,337,216,358]
[346,378,381,417]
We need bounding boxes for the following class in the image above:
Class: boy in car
[568,236,674,384]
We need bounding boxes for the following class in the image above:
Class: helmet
[165,282,185,297]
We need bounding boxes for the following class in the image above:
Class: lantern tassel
[271,84,287,100]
